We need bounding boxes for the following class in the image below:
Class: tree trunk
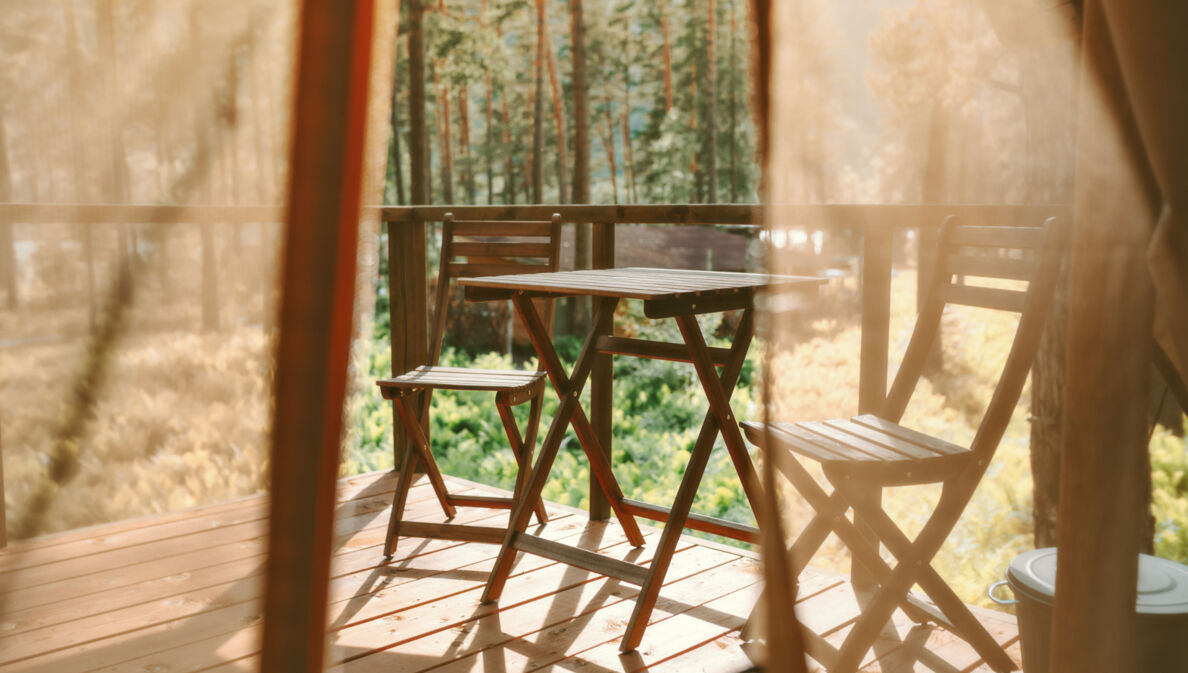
[705,0,718,203]
[0,111,16,311]
[569,0,591,333]
[485,75,495,204]
[601,98,619,204]
[408,0,429,205]
[99,0,133,278]
[728,0,738,202]
[390,56,407,205]
[570,0,590,205]
[434,62,454,204]
[621,38,637,204]
[543,7,569,204]
[661,2,673,114]
[188,6,219,331]
[621,106,635,204]
[64,0,97,326]
[689,53,700,201]
[457,87,476,204]
[918,101,949,377]
[532,0,546,204]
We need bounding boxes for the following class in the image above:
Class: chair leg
[851,486,1017,673]
[496,398,548,525]
[620,310,754,653]
[512,293,645,545]
[392,396,456,519]
[828,478,1013,673]
[621,394,722,652]
[384,441,419,557]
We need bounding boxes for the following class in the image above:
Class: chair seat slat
[821,419,942,459]
[799,422,908,462]
[742,421,876,463]
[851,415,969,456]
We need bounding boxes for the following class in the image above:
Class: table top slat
[459,267,822,301]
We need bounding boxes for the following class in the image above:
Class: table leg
[685,309,764,516]
[482,297,642,603]
[512,294,643,545]
[620,309,756,652]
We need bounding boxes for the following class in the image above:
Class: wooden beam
[259,0,377,670]
[379,203,1066,228]
[588,220,615,520]
[859,226,892,416]
[0,202,1068,229]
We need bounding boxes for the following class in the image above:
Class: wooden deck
[0,470,1020,672]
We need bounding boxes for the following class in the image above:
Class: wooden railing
[0,202,1067,542]
[378,203,1068,519]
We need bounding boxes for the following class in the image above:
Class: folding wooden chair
[742,216,1068,673]
[376,213,562,557]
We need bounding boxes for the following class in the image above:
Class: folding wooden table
[459,267,822,652]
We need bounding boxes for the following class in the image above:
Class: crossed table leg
[481,292,766,654]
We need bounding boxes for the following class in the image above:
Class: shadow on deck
[0,471,1019,672]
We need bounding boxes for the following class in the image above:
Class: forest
[386,0,759,210]
[0,0,1187,616]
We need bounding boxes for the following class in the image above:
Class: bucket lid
[1007,548,1188,615]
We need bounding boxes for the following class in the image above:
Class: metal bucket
[989,549,1188,673]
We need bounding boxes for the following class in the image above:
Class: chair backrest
[428,213,563,366]
[881,216,1069,463]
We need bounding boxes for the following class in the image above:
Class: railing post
[201,220,220,331]
[855,223,892,593]
[388,217,428,470]
[588,220,614,520]
[859,224,891,415]
[0,221,16,311]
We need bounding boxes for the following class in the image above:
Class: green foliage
[1152,428,1188,561]
[344,305,761,532]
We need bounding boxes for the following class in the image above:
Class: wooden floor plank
[458,554,757,673]
[0,480,447,614]
[0,480,443,634]
[547,567,843,673]
[1,503,571,672]
[67,524,647,673]
[0,477,417,591]
[334,530,672,670]
[0,471,395,560]
[0,471,1018,673]
[0,501,521,666]
[641,631,756,673]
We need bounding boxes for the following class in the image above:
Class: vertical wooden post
[588,220,615,520]
[258,0,377,670]
[855,223,892,593]
[392,0,429,471]
[388,219,427,470]
[859,225,891,416]
[916,223,938,313]
[201,219,220,331]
